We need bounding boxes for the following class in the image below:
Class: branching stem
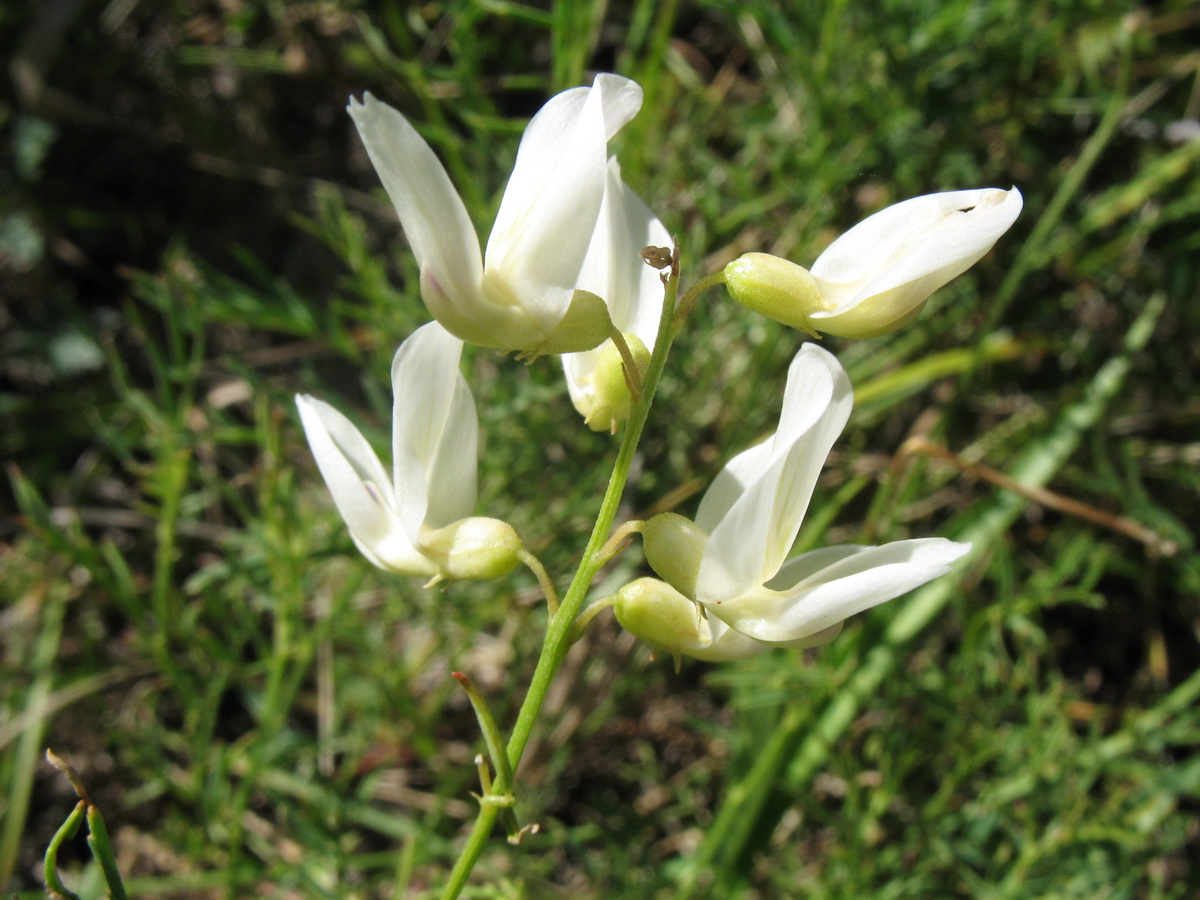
[440,251,732,899]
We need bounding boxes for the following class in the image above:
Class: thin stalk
[86,804,128,900]
[503,262,681,774]
[452,673,521,837]
[440,253,730,899]
[517,548,560,615]
[674,270,727,329]
[607,326,645,397]
[43,801,86,900]
[571,595,621,642]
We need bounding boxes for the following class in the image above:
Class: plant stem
[440,254,731,899]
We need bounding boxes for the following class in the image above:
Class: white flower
[561,158,670,431]
[296,322,521,581]
[638,343,970,650]
[348,75,646,355]
[723,187,1023,338]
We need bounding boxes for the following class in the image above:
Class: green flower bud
[422,517,523,581]
[641,512,708,599]
[614,577,707,654]
[583,332,651,432]
[723,253,826,337]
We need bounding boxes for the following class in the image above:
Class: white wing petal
[390,323,478,533]
[296,394,431,574]
[810,187,1023,316]
[486,75,643,332]
[720,538,971,642]
[563,157,669,414]
[347,95,484,312]
[697,345,852,601]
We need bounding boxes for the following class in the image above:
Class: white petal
[589,157,670,340]
[347,95,485,313]
[713,538,971,643]
[688,615,775,661]
[296,394,431,574]
[810,188,1023,316]
[696,345,852,601]
[390,323,478,534]
[486,75,643,332]
[563,157,669,413]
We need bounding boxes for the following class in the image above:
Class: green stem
[570,595,621,642]
[439,803,502,900]
[43,801,86,900]
[503,261,681,774]
[452,672,521,837]
[86,804,128,900]
[674,270,727,330]
[440,251,731,899]
[517,548,560,616]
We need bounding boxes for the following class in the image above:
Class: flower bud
[614,577,776,662]
[723,253,826,337]
[581,332,651,432]
[614,577,707,654]
[422,517,523,581]
[641,512,708,599]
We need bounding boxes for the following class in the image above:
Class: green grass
[3,0,1199,897]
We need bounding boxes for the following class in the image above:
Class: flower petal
[296,394,433,574]
[347,94,485,313]
[696,345,852,602]
[689,615,776,661]
[390,323,478,534]
[810,187,1023,317]
[486,75,643,333]
[563,157,669,417]
[713,538,971,643]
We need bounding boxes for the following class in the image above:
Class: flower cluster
[298,74,1021,664]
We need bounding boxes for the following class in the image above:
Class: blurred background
[2,0,1198,897]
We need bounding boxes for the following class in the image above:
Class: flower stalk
[439,241,704,899]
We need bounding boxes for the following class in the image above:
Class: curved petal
[296,394,432,574]
[810,188,1023,316]
[711,538,971,643]
[390,323,478,534]
[347,95,485,312]
[688,615,775,661]
[697,345,853,602]
[486,75,643,332]
[563,157,669,416]
[588,157,670,341]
